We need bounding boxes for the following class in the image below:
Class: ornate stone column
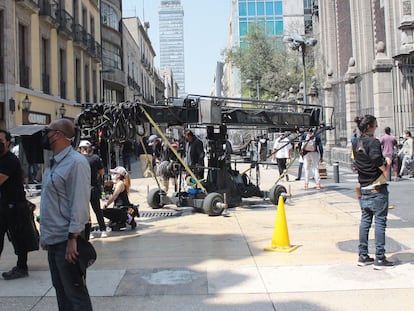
[308,76,319,106]
[344,58,360,148]
[372,41,394,127]
[323,69,335,160]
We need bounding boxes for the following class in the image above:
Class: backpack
[303,137,317,152]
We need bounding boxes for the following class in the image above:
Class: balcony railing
[60,79,66,99]
[39,0,58,24]
[19,65,30,88]
[42,73,50,94]
[57,9,74,38]
[73,24,88,47]
[86,34,102,59]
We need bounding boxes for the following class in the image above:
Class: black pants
[0,203,38,271]
[103,207,128,224]
[276,158,288,176]
[90,188,105,231]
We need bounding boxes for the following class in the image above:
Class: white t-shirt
[273,136,292,159]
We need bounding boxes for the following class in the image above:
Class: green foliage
[225,23,314,100]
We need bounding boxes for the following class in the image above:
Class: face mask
[0,142,5,154]
[111,174,117,180]
[41,132,52,150]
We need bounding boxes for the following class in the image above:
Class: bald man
[39,119,93,310]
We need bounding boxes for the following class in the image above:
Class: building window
[257,1,265,16]
[84,64,90,102]
[41,37,50,94]
[101,2,120,31]
[18,23,29,88]
[59,48,67,99]
[248,2,256,15]
[102,41,122,70]
[275,1,282,15]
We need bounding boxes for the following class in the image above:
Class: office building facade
[159,0,185,97]
[224,0,309,97]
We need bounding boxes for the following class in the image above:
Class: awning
[9,125,45,136]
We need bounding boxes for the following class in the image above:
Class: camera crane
[75,95,331,216]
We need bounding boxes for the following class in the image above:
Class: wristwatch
[68,232,79,240]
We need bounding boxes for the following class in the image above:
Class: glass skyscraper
[237,0,284,48]
[159,0,185,96]
[234,0,311,47]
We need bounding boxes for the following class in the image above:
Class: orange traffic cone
[264,195,299,253]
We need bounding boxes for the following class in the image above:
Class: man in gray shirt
[40,119,92,310]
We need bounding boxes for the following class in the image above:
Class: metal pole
[333,161,340,183]
[256,80,260,100]
[301,44,307,106]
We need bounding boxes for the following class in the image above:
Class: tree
[225,23,310,100]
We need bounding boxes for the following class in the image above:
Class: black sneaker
[2,267,29,280]
[357,255,374,266]
[373,257,394,270]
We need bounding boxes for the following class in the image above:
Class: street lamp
[246,79,260,100]
[58,103,66,118]
[283,33,317,105]
[21,94,32,111]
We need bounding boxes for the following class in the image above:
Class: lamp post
[283,33,317,106]
[246,79,260,100]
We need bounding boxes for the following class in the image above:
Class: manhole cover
[140,211,177,218]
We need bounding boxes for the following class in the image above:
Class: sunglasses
[42,127,60,136]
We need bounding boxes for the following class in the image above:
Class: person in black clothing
[121,139,134,172]
[0,129,39,280]
[184,130,205,180]
[352,115,394,269]
[102,166,137,231]
[79,140,107,238]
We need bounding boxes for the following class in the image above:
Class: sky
[122,0,232,95]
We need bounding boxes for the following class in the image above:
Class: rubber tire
[202,192,224,216]
[269,184,287,205]
[147,188,166,209]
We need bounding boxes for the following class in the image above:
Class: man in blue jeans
[352,114,394,270]
[40,119,93,310]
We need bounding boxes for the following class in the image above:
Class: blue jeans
[48,241,92,311]
[359,186,389,258]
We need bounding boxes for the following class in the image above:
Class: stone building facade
[314,0,414,165]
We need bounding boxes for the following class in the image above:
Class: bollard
[333,162,340,183]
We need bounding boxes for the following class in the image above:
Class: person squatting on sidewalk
[40,119,93,310]
[299,128,324,190]
[103,166,138,231]
[0,129,39,280]
[352,115,394,270]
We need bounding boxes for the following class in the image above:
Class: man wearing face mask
[39,119,93,310]
[0,129,39,280]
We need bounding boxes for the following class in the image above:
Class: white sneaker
[100,231,108,238]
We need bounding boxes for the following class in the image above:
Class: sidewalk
[0,160,413,310]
